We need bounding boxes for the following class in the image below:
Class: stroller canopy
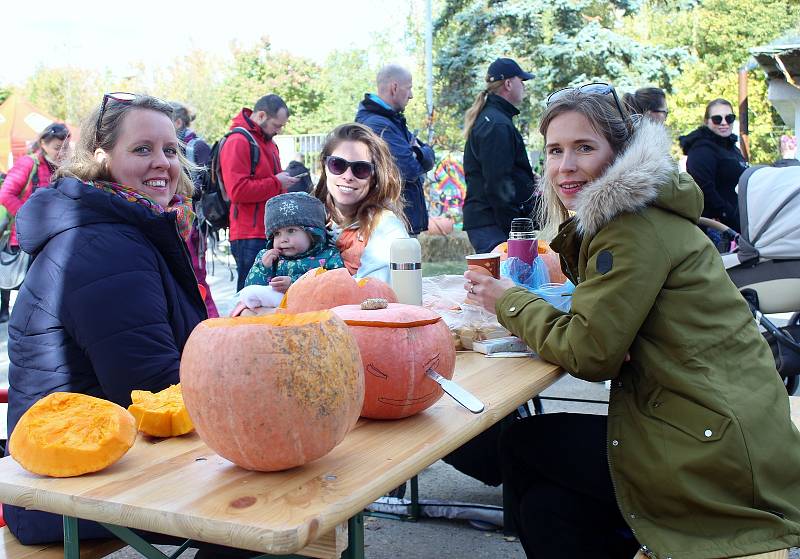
[737,165,800,263]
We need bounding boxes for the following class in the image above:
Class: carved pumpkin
[128,384,194,437]
[332,300,456,419]
[9,392,136,477]
[280,267,397,313]
[180,311,364,471]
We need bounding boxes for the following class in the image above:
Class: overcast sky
[1,0,408,85]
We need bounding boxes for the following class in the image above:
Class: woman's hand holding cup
[464,269,516,314]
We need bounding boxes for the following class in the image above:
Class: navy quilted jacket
[3,177,207,544]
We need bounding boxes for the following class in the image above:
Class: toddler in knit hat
[235,192,344,311]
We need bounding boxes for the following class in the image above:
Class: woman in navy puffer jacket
[1,95,255,556]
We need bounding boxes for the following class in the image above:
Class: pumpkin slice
[9,392,136,478]
[128,384,194,437]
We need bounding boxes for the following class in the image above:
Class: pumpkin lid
[332,302,442,328]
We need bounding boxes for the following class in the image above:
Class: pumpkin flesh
[180,310,365,471]
[9,392,137,477]
[128,384,194,437]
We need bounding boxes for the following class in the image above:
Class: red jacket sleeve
[0,156,35,215]
[219,134,282,203]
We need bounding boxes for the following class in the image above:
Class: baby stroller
[700,164,800,395]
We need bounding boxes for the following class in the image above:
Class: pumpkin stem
[360,298,389,310]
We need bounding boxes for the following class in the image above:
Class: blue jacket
[3,177,207,544]
[356,94,435,234]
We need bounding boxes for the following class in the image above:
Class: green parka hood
[570,119,703,237]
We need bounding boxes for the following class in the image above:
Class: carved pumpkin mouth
[377,392,437,407]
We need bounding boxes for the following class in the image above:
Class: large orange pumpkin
[180,311,364,471]
[280,267,397,313]
[332,300,456,419]
[9,392,137,477]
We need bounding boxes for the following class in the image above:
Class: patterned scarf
[91,180,194,242]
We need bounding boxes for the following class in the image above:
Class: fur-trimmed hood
[569,119,703,237]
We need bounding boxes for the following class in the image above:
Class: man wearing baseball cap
[461,57,537,254]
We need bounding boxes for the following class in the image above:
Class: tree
[433,0,689,149]
[640,0,799,162]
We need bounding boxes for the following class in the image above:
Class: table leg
[342,513,364,559]
[63,516,80,559]
[409,475,420,521]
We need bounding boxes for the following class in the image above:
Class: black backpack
[195,127,260,234]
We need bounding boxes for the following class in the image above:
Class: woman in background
[622,87,668,123]
[0,123,70,322]
[679,98,747,230]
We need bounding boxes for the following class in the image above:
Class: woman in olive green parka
[465,87,800,559]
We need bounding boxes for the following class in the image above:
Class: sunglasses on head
[95,92,137,146]
[710,113,735,125]
[325,156,374,180]
[546,82,628,123]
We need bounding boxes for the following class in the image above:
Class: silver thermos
[390,238,423,305]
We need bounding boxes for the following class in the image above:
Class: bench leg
[99,523,171,559]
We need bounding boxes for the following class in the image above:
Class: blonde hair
[313,123,407,240]
[536,88,634,241]
[463,80,506,138]
[55,94,194,199]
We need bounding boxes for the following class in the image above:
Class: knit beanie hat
[264,192,327,239]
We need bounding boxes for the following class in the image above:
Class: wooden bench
[0,522,347,559]
[0,526,125,558]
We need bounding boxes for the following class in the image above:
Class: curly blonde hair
[55,94,194,199]
[313,123,407,239]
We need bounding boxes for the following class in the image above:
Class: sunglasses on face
[546,82,628,124]
[95,92,137,146]
[325,156,374,180]
[710,113,735,125]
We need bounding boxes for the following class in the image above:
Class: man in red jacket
[220,94,299,290]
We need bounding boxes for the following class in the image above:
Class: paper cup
[466,252,501,279]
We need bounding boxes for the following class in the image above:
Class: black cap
[486,58,533,83]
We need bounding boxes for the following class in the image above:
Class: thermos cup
[390,238,423,305]
[507,217,538,266]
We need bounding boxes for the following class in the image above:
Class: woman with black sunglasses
[0,122,70,322]
[464,85,800,558]
[679,98,747,231]
[314,123,409,283]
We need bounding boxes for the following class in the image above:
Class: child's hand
[269,276,292,293]
[261,248,281,267]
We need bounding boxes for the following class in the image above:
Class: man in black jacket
[356,65,435,235]
[462,58,537,253]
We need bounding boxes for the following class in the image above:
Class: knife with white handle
[426,369,485,414]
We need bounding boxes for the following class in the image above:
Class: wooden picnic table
[0,351,563,558]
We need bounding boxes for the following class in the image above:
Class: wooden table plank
[0,352,562,555]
